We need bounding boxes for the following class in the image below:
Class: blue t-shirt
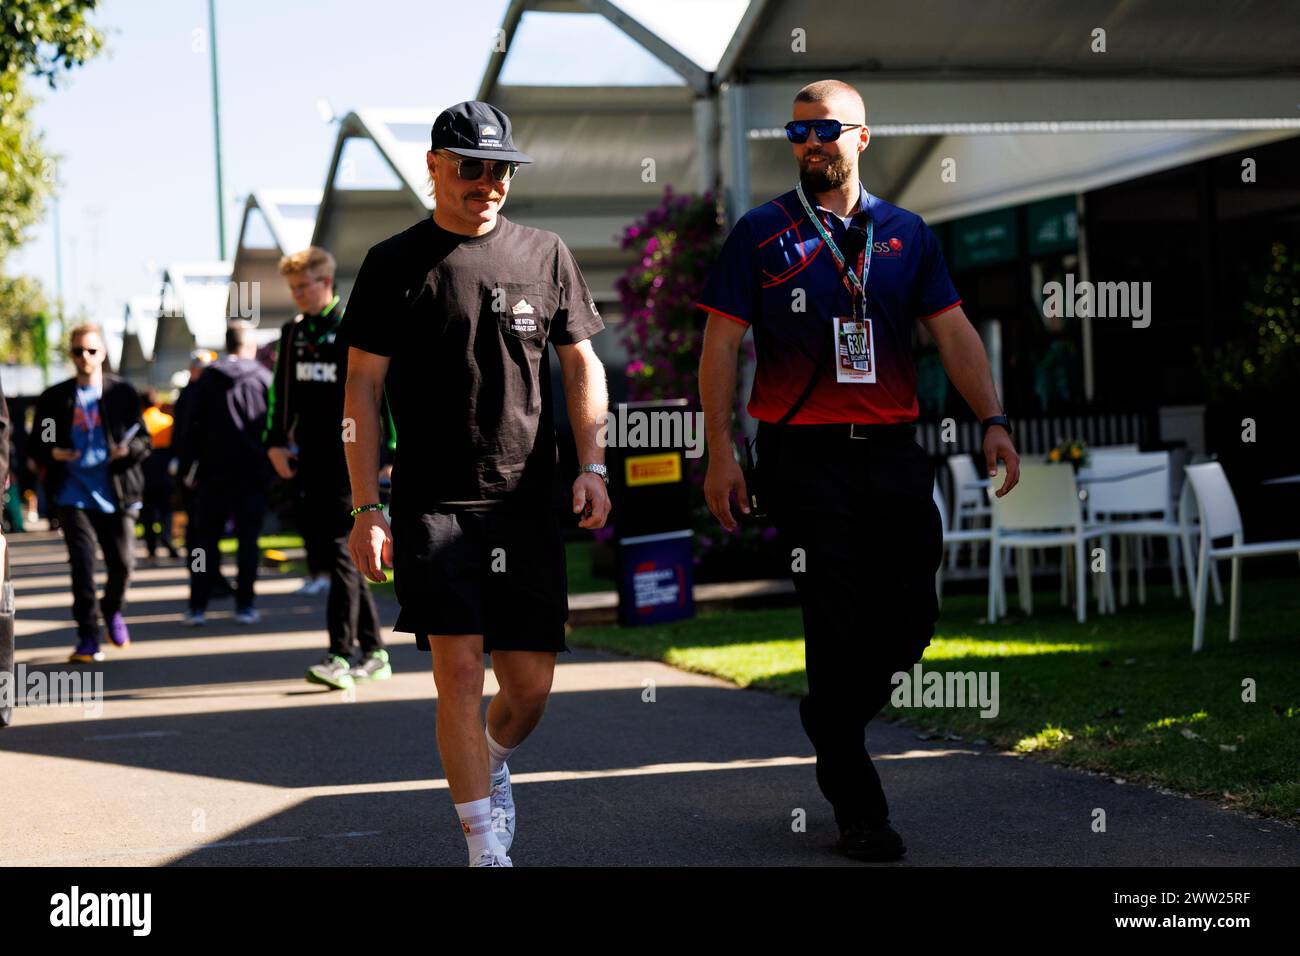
[55,383,116,513]
[696,184,961,424]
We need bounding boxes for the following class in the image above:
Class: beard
[798,151,854,194]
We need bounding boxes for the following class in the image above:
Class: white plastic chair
[1183,462,1300,651]
[1176,477,1224,610]
[946,454,991,569]
[933,479,991,605]
[1084,452,1184,610]
[987,462,1108,624]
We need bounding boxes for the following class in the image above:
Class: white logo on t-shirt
[295,362,338,382]
[511,298,535,315]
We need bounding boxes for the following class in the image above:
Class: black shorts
[391,505,569,653]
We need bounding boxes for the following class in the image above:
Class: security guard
[265,246,393,689]
[698,79,1019,861]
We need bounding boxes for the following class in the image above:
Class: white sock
[455,797,503,859]
[486,728,516,777]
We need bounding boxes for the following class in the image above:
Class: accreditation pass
[834,315,876,383]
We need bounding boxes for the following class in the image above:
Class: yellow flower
[1049,449,1061,462]
[1070,447,1082,459]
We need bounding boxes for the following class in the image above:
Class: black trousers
[182,485,229,598]
[56,505,136,637]
[760,422,942,829]
[190,480,267,612]
[298,482,382,659]
[140,489,175,557]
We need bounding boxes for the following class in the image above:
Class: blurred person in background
[172,349,234,601]
[1,372,13,727]
[1,382,20,535]
[265,246,391,688]
[139,388,179,565]
[29,324,152,662]
[176,323,273,625]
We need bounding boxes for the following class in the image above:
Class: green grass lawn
[568,578,1300,821]
[217,534,303,555]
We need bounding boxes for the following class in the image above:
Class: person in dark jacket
[171,349,231,599]
[30,324,152,662]
[176,323,273,625]
[265,246,391,688]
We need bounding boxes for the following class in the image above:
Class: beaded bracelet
[349,503,385,518]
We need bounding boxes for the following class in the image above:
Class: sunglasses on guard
[784,119,863,144]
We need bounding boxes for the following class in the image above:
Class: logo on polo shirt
[872,237,904,258]
[296,361,338,382]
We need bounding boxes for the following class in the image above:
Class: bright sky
[9,0,746,341]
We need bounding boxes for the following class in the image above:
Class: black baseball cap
[431,101,532,163]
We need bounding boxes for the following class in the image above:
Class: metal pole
[207,0,226,258]
[1075,192,1094,402]
[52,186,64,342]
[693,95,718,196]
[721,82,750,227]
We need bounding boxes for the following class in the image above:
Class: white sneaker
[235,608,260,625]
[183,610,206,627]
[489,764,516,853]
[293,579,319,595]
[469,848,513,867]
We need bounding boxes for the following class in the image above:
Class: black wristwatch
[981,414,1012,438]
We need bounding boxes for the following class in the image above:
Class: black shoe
[836,820,906,862]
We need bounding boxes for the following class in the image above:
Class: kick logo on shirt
[296,361,338,382]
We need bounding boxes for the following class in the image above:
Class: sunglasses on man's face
[784,119,863,144]
[70,347,100,357]
[442,153,519,183]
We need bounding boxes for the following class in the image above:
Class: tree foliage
[0,272,50,365]
[0,0,103,260]
[1198,241,1300,401]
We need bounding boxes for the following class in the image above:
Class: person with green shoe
[265,246,393,690]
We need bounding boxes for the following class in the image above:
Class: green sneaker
[306,654,355,690]
[349,648,392,682]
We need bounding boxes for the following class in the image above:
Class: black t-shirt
[340,215,604,516]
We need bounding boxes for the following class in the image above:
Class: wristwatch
[981,414,1012,438]
[581,463,609,484]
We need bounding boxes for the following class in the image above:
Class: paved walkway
[1,530,1296,866]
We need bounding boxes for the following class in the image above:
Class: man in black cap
[341,101,610,867]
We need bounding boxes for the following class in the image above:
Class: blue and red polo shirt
[697,184,961,424]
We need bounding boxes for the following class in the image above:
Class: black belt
[760,421,917,442]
